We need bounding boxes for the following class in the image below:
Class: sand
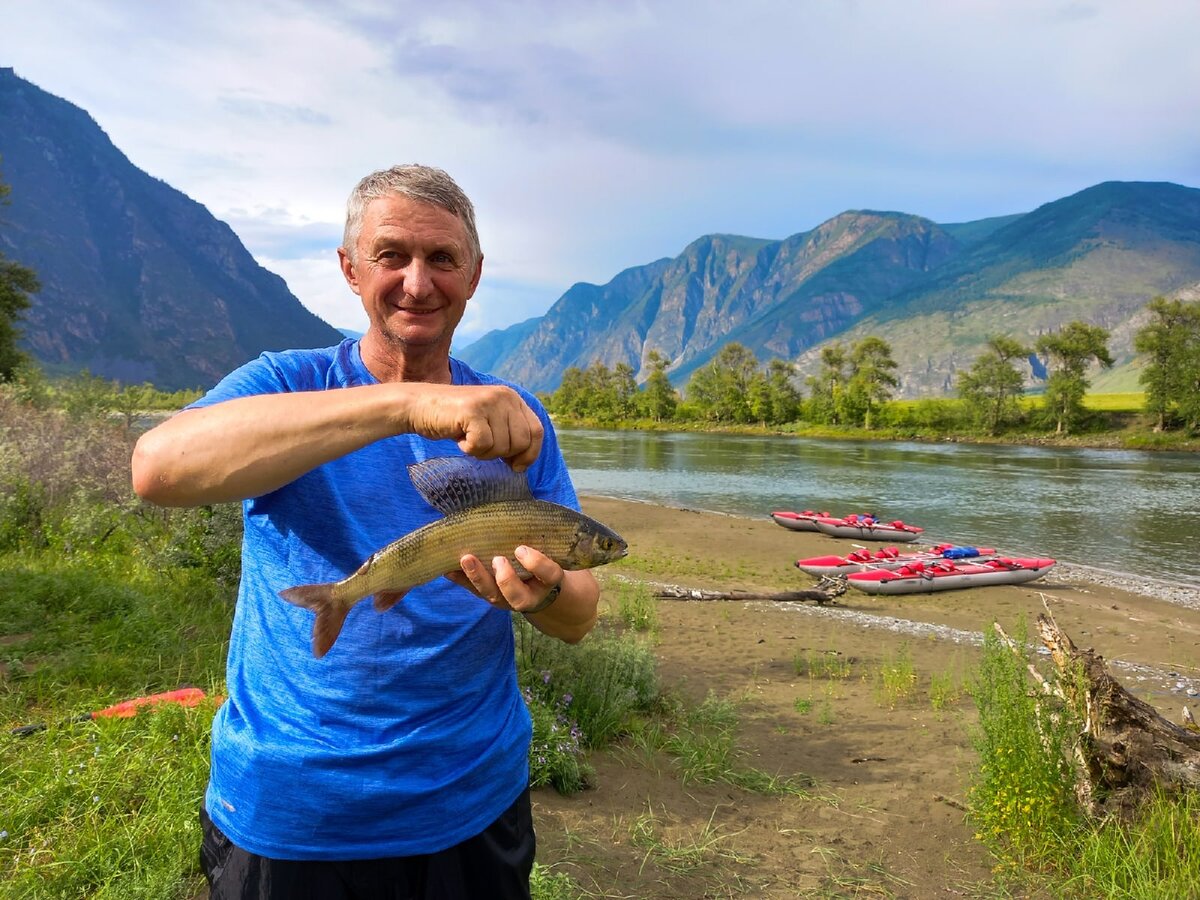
[528,496,1200,898]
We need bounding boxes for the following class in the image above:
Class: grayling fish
[280,456,628,657]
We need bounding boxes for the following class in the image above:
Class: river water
[558,428,1200,589]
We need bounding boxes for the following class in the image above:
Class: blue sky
[5,0,1199,344]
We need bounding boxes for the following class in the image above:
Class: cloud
[217,95,333,127]
[3,0,1198,340]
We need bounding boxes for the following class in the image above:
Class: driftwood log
[1001,600,1200,819]
[653,577,843,605]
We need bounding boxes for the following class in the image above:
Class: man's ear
[467,254,484,298]
[338,248,361,295]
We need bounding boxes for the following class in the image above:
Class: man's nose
[402,257,433,299]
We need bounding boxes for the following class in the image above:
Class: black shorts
[199,789,535,900]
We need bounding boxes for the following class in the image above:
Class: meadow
[2,383,1199,898]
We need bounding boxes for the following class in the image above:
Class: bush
[515,618,659,793]
[969,622,1083,872]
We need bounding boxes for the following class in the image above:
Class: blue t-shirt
[190,339,578,860]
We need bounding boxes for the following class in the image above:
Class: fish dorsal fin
[407,456,533,515]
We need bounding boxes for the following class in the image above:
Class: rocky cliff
[0,68,342,390]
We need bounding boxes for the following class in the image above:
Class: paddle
[9,687,212,737]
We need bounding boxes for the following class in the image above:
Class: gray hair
[342,164,481,264]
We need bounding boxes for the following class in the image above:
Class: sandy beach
[528,496,1200,897]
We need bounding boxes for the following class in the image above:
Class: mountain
[0,68,343,390]
[459,182,1200,398]
[802,181,1200,395]
[4,69,1197,398]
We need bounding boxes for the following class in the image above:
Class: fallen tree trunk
[653,585,840,604]
[1011,602,1200,819]
[1036,609,1200,818]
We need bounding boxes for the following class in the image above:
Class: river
[557,428,1200,589]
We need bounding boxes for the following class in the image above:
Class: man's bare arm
[131,383,544,507]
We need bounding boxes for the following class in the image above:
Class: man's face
[339,195,482,351]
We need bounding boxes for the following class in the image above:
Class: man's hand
[403,384,544,471]
[447,546,563,613]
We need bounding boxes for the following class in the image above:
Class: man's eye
[374,251,407,267]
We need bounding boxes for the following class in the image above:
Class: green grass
[969,620,1200,896]
[602,575,659,633]
[874,644,918,709]
[0,549,232,897]
[627,691,813,797]
[2,704,216,899]
[629,804,755,876]
[6,384,1198,898]
[793,648,854,680]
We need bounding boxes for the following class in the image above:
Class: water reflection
[560,429,1200,588]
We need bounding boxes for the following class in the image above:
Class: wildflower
[0,830,8,840]
[541,670,551,685]
[92,795,100,803]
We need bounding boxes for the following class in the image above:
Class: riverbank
[550,414,1200,453]
[529,496,1200,896]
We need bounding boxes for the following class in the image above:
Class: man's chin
[375,324,450,349]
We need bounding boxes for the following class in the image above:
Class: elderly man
[132,165,599,899]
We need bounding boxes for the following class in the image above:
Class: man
[131,164,600,899]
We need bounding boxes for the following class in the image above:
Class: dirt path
[528,497,1200,898]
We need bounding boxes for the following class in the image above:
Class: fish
[279,456,629,658]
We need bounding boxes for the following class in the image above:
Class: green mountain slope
[461,182,1200,398]
[805,182,1200,395]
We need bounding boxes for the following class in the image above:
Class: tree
[640,350,678,422]
[583,362,618,421]
[547,366,589,418]
[612,362,638,420]
[0,159,40,381]
[845,336,899,429]
[1134,297,1200,432]
[956,336,1031,436]
[764,359,802,424]
[1035,321,1114,435]
[686,343,759,423]
[806,342,849,425]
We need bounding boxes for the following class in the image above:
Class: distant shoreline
[554,416,1200,453]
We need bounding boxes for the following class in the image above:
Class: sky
[4,0,1199,345]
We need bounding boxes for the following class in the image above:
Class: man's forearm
[131,386,408,506]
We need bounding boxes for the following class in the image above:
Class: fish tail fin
[279,584,352,659]
[373,589,410,613]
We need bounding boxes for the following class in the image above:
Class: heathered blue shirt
[189,339,578,860]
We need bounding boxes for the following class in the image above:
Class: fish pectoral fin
[373,589,410,613]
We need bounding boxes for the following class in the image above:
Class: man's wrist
[525,582,561,614]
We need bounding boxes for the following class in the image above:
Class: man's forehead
[362,196,467,242]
